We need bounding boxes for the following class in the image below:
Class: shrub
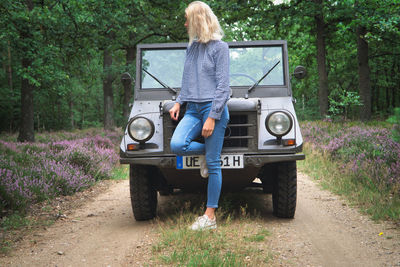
[301,121,400,193]
[0,129,120,213]
[328,89,362,120]
[387,107,400,142]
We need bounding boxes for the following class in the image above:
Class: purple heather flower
[0,128,121,211]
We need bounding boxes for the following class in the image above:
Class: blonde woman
[170,1,230,230]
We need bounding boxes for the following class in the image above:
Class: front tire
[130,165,157,221]
[272,161,297,218]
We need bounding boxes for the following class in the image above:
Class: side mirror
[293,66,307,79]
[121,72,133,86]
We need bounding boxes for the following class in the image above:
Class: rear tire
[130,165,157,221]
[272,161,297,218]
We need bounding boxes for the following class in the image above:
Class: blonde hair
[185,1,224,44]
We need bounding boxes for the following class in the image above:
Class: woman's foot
[200,159,209,178]
[190,214,216,230]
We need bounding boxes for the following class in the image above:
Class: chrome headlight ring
[127,116,155,143]
[265,111,293,137]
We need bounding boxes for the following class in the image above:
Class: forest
[0,2,400,258]
[0,0,399,141]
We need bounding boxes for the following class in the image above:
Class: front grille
[224,114,251,148]
[163,111,257,152]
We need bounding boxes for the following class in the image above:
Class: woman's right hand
[169,103,181,121]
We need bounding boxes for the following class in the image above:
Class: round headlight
[265,111,293,137]
[128,117,155,142]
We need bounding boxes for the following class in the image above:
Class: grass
[0,209,55,255]
[111,164,129,180]
[151,191,275,266]
[298,143,400,221]
[0,212,36,254]
[243,229,271,242]
[1,213,31,231]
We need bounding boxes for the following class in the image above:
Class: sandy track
[1,173,399,266]
[265,174,400,266]
[0,180,155,267]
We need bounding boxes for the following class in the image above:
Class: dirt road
[1,173,399,266]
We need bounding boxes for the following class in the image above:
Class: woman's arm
[208,41,230,120]
[202,41,230,138]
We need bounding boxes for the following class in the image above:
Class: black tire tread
[130,165,157,221]
[272,161,297,218]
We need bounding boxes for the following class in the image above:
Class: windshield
[141,45,284,89]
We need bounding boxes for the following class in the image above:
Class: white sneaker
[190,215,217,230]
[200,159,209,178]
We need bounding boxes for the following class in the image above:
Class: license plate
[176,154,244,169]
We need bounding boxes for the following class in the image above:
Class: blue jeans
[170,101,229,208]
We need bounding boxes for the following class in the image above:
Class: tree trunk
[386,85,390,113]
[69,99,74,129]
[7,41,14,132]
[18,0,35,142]
[37,113,40,132]
[57,99,61,129]
[356,26,372,120]
[103,48,115,130]
[18,57,35,142]
[391,61,396,110]
[386,67,391,113]
[314,0,329,117]
[375,71,380,113]
[80,103,85,129]
[123,46,135,119]
[393,62,398,108]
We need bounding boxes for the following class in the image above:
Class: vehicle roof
[137,40,287,50]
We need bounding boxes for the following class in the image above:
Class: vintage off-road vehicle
[120,40,306,221]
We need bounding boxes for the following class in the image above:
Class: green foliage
[243,229,271,242]
[328,89,362,120]
[0,212,31,231]
[386,107,400,142]
[110,165,128,180]
[295,88,321,121]
[0,0,399,132]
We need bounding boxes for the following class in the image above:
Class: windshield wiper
[143,69,177,94]
[247,60,281,94]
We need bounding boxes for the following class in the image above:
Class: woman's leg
[170,106,205,156]
[204,105,229,209]
[171,102,229,221]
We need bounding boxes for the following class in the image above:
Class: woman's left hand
[202,117,215,138]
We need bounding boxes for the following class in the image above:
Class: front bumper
[120,153,305,167]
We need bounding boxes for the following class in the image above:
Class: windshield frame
[135,40,290,101]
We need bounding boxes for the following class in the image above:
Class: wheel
[259,164,276,194]
[272,161,297,218]
[129,165,157,221]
